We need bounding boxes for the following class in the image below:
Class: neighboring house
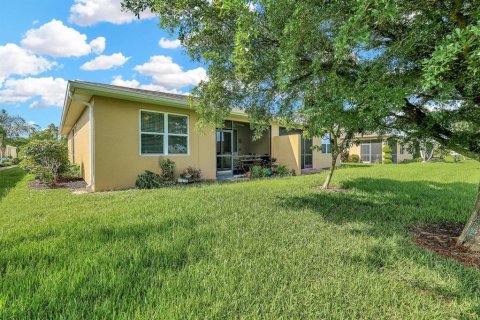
[348,133,413,163]
[0,145,18,159]
[60,81,334,191]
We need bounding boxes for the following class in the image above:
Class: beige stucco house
[348,133,413,163]
[0,145,18,159]
[60,81,334,191]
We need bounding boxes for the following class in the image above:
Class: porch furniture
[239,158,263,173]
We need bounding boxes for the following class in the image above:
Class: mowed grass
[1,161,480,319]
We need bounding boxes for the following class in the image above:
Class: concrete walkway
[0,165,17,171]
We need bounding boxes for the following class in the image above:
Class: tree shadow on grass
[0,167,25,201]
[279,178,476,229]
[276,178,480,315]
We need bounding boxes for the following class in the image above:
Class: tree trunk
[420,146,434,162]
[457,182,480,250]
[322,152,337,189]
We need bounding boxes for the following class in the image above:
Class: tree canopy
[122,0,478,160]
[0,109,33,151]
[122,0,480,246]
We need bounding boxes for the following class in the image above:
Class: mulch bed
[408,223,480,268]
[29,178,87,191]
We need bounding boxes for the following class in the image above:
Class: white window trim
[139,109,190,156]
[321,143,331,154]
[321,135,331,154]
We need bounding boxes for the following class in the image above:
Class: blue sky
[0,0,206,129]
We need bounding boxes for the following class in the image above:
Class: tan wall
[397,143,413,162]
[348,143,360,157]
[69,107,91,185]
[271,125,336,171]
[67,131,74,162]
[1,145,18,158]
[312,137,333,168]
[93,96,216,191]
[272,134,301,175]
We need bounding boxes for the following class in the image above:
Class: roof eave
[59,80,248,135]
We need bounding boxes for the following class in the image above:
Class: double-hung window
[140,110,189,155]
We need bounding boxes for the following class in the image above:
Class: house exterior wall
[271,134,301,175]
[1,145,18,158]
[312,137,333,168]
[347,139,414,163]
[349,144,360,157]
[68,107,91,185]
[92,96,216,191]
[396,143,414,162]
[67,131,74,162]
[65,97,342,191]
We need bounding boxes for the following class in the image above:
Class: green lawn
[1,161,480,319]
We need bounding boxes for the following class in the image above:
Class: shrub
[250,165,270,178]
[180,166,202,182]
[136,171,163,189]
[250,165,262,178]
[340,150,350,162]
[261,167,271,177]
[0,162,13,167]
[159,158,176,181]
[400,157,424,164]
[273,165,290,176]
[348,154,360,163]
[382,145,393,164]
[188,167,202,180]
[21,140,69,184]
[64,164,81,179]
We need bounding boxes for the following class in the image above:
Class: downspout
[68,91,95,191]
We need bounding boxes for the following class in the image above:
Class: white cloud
[111,75,183,94]
[111,75,140,87]
[134,55,207,90]
[89,37,106,54]
[21,19,105,57]
[0,77,67,108]
[81,53,129,71]
[0,44,54,82]
[159,38,181,49]
[69,0,155,26]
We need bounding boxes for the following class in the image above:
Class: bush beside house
[179,167,202,183]
[21,140,70,184]
[383,145,393,164]
[135,171,164,189]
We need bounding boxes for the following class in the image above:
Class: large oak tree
[123,0,480,247]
